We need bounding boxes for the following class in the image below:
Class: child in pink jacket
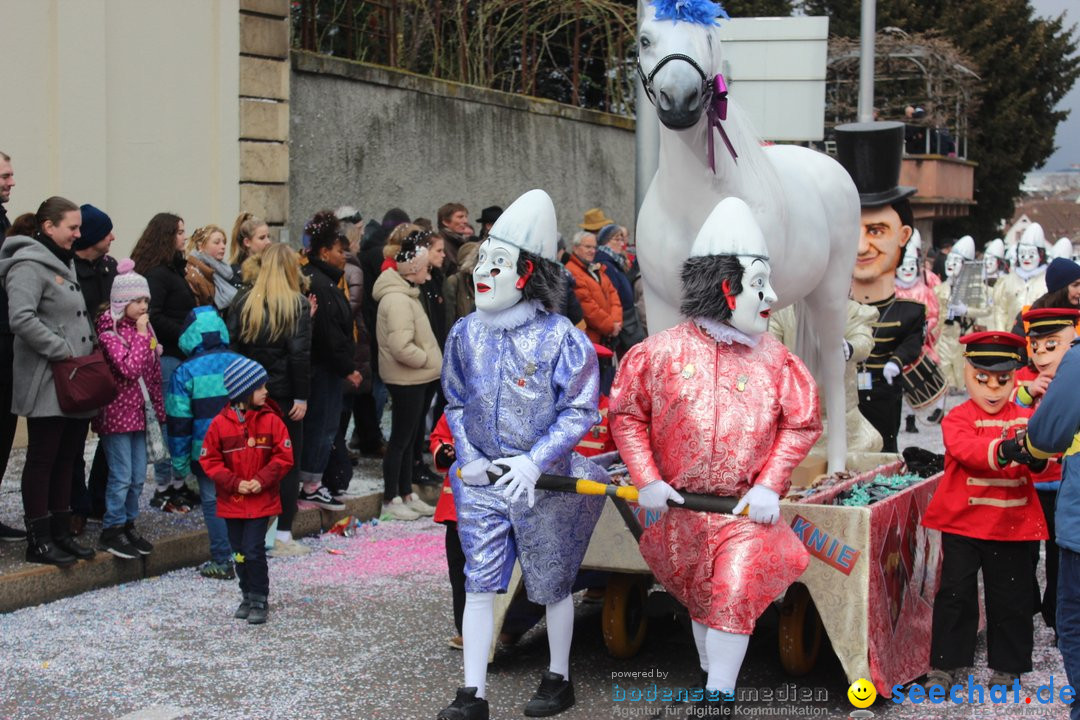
[94,260,165,559]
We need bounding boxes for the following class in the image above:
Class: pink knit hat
[110,258,151,320]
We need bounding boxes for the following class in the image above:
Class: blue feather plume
[650,0,730,25]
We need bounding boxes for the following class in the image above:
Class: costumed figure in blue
[437,189,606,720]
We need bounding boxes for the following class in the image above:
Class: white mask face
[896,256,919,284]
[1018,245,1042,271]
[945,253,965,280]
[984,255,1000,277]
[728,258,777,337]
[473,238,523,312]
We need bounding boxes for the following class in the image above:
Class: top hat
[834,121,917,208]
[478,206,503,226]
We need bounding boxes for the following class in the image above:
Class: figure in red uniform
[610,198,820,700]
[921,331,1048,691]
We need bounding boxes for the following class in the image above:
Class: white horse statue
[635,0,860,472]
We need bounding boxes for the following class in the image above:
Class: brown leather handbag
[51,350,118,414]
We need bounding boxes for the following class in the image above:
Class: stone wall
[290,52,636,246]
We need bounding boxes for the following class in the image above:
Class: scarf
[35,231,74,266]
[597,244,628,273]
[193,251,238,310]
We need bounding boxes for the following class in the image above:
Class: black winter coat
[145,252,198,359]
[227,290,312,401]
[419,266,449,349]
[303,257,356,378]
[75,253,118,328]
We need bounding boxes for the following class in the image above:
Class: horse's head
[637,1,725,129]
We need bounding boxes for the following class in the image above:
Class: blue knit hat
[223,358,268,401]
[1046,257,1080,294]
[74,204,113,251]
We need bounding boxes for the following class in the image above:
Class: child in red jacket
[200,358,294,625]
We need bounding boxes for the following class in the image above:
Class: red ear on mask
[721,279,737,311]
[515,260,534,290]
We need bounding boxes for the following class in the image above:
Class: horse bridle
[636,52,737,170]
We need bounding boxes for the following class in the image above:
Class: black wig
[517,250,566,313]
[680,255,747,323]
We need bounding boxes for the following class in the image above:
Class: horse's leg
[801,278,850,473]
[641,281,683,336]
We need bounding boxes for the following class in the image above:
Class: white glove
[492,455,542,507]
[732,484,781,525]
[459,458,493,486]
[636,480,684,514]
[883,361,902,385]
[948,302,968,319]
[842,340,853,362]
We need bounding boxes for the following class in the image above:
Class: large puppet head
[959,331,1025,415]
[945,235,976,280]
[983,238,1006,279]
[1023,307,1080,378]
[1052,237,1075,262]
[1017,223,1048,272]
[681,197,776,336]
[474,189,563,313]
[895,229,922,286]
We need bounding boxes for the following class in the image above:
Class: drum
[901,353,947,409]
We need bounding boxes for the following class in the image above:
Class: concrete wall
[290,53,637,245]
[0,0,241,258]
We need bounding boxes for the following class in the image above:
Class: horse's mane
[651,0,729,25]
[716,100,788,234]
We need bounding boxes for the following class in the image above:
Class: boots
[24,515,77,567]
[437,687,490,720]
[523,671,575,717]
[246,593,268,624]
[905,415,919,433]
[51,511,96,560]
[234,592,252,620]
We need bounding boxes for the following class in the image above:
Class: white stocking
[462,592,495,698]
[545,595,574,678]
[705,628,750,694]
[691,620,710,673]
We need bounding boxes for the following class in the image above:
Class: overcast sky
[1032,0,1079,170]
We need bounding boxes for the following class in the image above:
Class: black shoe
[234,593,251,620]
[905,415,918,433]
[0,520,27,542]
[414,463,443,487]
[928,407,944,424]
[123,522,153,555]
[176,484,202,508]
[297,486,345,511]
[51,511,96,560]
[437,687,489,720]
[98,526,139,560]
[24,515,76,567]
[247,593,269,625]
[524,671,575,717]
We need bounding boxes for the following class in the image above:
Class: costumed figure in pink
[609,197,820,698]
[894,229,946,428]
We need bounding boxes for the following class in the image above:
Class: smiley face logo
[847,678,877,708]
[846,677,872,708]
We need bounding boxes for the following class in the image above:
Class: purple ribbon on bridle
[705,73,738,173]
[637,53,737,173]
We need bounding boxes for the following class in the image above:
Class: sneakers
[414,463,443,487]
[987,670,1020,688]
[0,520,27,542]
[437,687,489,720]
[175,484,201,508]
[150,487,190,514]
[98,527,139,560]
[922,668,955,692]
[234,594,251,620]
[268,539,313,557]
[383,497,420,521]
[524,671,575,717]
[246,593,269,624]
[405,495,435,517]
[448,635,464,650]
[198,560,236,580]
[297,486,345,511]
[123,522,153,555]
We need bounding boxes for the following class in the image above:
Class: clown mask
[896,255,919,285]
[983,255,1001,278]
[945,252,965,280]
[964,362,1015,415]
[1017,245,1043,272]
[474,238,524,312]
[1030,326,1077,378]
[728,257,777,337]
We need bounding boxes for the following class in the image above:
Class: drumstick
[456,466,746,514]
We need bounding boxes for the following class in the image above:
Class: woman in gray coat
[0,196,97,566]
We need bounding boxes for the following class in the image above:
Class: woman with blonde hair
[227,242,312,556]
[228,213,272,280]
[187,224,237,312]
